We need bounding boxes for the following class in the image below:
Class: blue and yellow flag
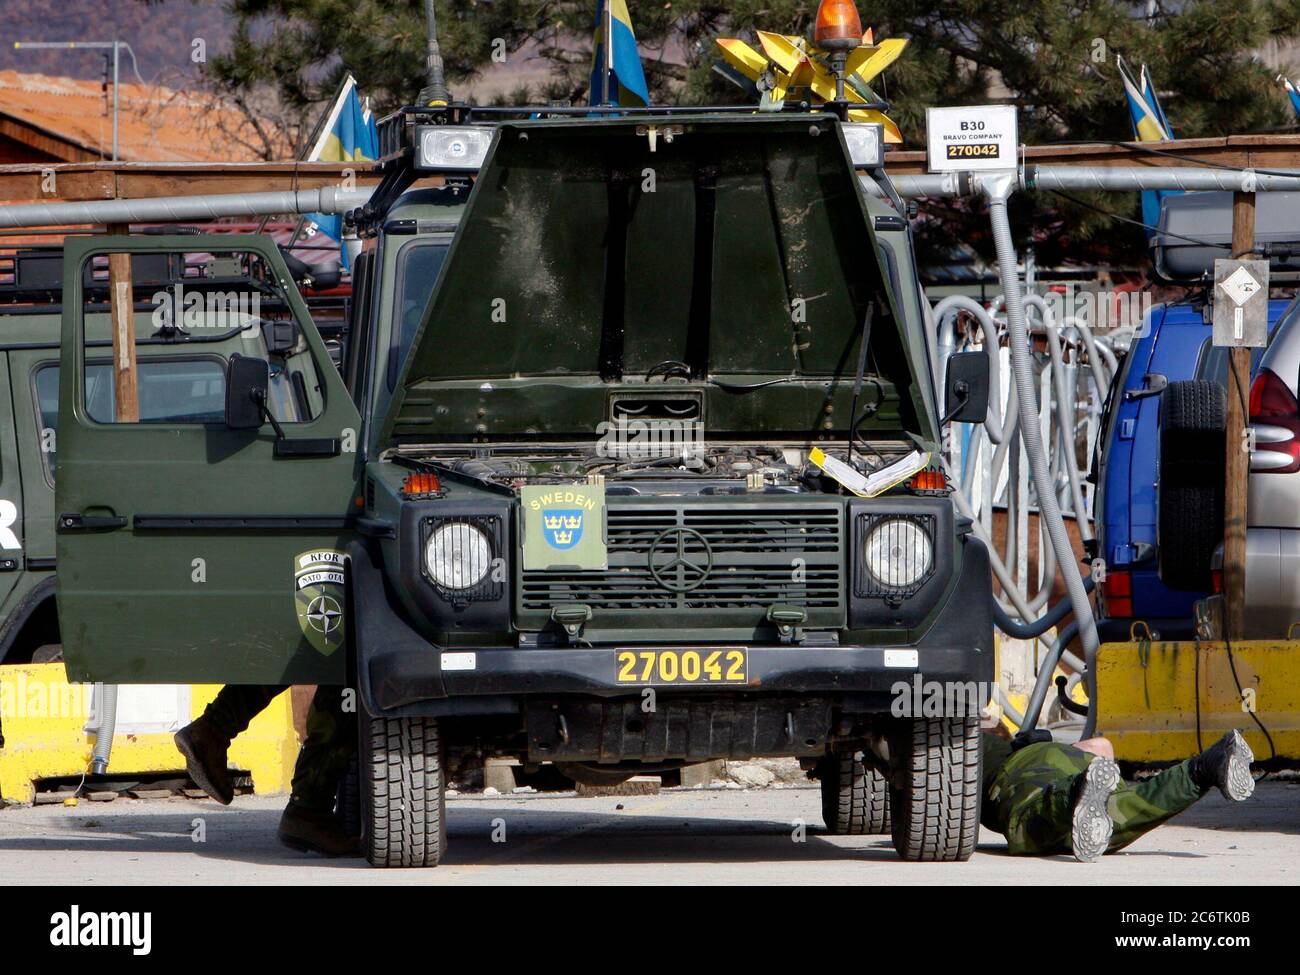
[1281,76,1300,122]
[1117,56,1175,234]
[590,0,650,107]
[304,74,378,265]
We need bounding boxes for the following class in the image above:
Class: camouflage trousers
[199,684,356,814]
[981,734,1205,856]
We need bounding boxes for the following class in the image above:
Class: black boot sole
[174,728,234,806]
[1071,756,1120,863]
[1220,729,1255,802]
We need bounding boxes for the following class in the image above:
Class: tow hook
[766,605,807,644]
[551,604,592,642]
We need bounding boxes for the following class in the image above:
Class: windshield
[403,117,909,385]
[389,239,449,390]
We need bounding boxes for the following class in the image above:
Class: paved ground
[1,782,1297,885]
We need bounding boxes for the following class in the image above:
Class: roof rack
[0,246,351,317]
[373,100,883,167]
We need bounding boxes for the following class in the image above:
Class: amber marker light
[401,472,442,497]
[815,0,865,51]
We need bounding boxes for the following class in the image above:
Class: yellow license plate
[614,648,748,686]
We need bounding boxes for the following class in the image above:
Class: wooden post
[106,225,139,423]
[1223,192,1255,641]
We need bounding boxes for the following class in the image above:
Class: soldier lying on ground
[174,685,357,856]
[981,729,1256,861]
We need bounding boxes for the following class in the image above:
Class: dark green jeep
[55,107,993,867]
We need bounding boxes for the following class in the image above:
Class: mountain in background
[1,0,228,87]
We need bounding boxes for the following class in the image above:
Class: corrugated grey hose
[89,684,118,775]
[1023,294,1093,542]
[985,177,1101,738]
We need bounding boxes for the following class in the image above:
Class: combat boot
[278,801,361,857]
[174,717,235,805]
[1070,755,1121,863]
[1188,729,1255,802]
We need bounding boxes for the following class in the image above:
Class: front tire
[360,712,445,868]
[335,752,361,840]
[819,753,891,835]
[888,716,981,862]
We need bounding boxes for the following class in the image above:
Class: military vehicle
[53,104,994,867]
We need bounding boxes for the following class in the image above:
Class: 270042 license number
[614,648,748,685]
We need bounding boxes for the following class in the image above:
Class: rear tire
[32,644,63,664]
[360,711,445,868]
[819,753,891,835]
[1157,379,1226,591]
[888,715,981,862]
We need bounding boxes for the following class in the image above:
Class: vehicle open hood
[379,113,935,447]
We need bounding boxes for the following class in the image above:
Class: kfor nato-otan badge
[295,549,348,655]
[521,484,607,571]
[1213,259,1269,348]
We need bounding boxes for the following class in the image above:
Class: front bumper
[369,643,987,711]
[349,539,994,718]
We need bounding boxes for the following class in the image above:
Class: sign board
[521,483,607,571]
[926,105,1019,173]
[1213,259,1269,347]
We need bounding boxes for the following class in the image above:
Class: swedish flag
[304,75,378,265]
[1117,56,1175,234]
[590,0,650,107]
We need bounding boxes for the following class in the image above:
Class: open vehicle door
[55,236,363,684]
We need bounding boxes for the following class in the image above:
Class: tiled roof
[0,70,280,162]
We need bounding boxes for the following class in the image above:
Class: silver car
[1246,298,1300,637]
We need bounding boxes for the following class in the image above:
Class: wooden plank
[106,224,139,423]
[1,133,1299,199]
[1223,192,1256,641]
[887,134,1300,176]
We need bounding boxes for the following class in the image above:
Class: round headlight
[863,519,933,591]
[425,522,492,590]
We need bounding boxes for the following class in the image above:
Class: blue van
[1091,298,1290,640]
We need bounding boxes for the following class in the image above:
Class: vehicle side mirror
[225,354,270,429]
[942,350,990,425]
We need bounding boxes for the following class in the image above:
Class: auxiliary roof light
[815,0,865,52]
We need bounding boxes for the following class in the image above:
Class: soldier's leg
[175,684,287,805]
[278,685,359,857]
[983,741,1093,857]
[1107,730,1255,852]
[288,685,357,812]
[197,685,287,743]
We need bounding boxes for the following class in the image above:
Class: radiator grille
[520,501,844,625]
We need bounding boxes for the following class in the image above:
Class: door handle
[58,513,128,533]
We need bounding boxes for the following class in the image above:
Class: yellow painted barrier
[0,664,297,804]
[1096,638,1300,763]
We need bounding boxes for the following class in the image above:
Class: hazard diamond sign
[1213,259,1269,348]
